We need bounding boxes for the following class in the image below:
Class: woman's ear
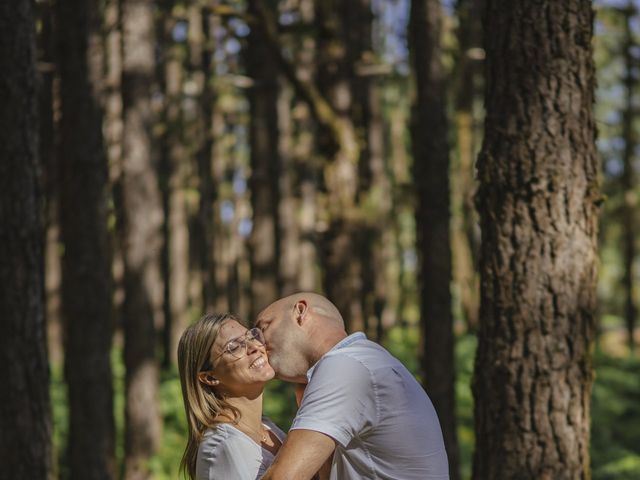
[294,300,308,325]
[198,371,219,386]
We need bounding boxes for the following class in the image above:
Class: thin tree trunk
[104,0,125,325]
[192,6,217,312]
[120,0,163,477]
[246,0,281,316]
[315,0,364,332]
[0,0,52,477]
[56,0,116,477]
[409,0,459,478]
[452,0,483,333]
[621,0,637,354]
[291,0,319,293]
[472,1,600,478]
[37,0,64,369]
[158,0,189,368]
[277,81,300,296]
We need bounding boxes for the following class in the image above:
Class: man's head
[255,292,347,382]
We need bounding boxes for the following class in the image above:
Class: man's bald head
[277,292,343,326]
[255,292,347,382]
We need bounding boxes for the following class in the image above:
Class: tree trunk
[315,0,364,332]
[120,0,163,477]
[246,0,281,317]
[472,1,600,478]
[37,0,64,369]
[290,0,319,294]
[158,0,190,368]
[192,6,218,312]
[408,0,459,478]
[0,0,52,477]
[104,0,125,328]
[621,0,637,354]
[56,0,116,477]
[452,0,483,332]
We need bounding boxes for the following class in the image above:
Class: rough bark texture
[408,0,459,477]
[247,0,281,317]
[56,0,116,477]
[120,0,163,477]
[472,2,600,479]
[0,0,52,477]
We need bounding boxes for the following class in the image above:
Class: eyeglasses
[202,328,266,371]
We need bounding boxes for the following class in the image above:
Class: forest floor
[49,326,640,479]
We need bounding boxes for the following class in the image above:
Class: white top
[195,417,285,480]
[291,332,449,480]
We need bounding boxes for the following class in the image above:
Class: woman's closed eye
[226,340,241,355]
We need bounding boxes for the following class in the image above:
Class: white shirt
[196,417,285,480]
[290,332,449,480]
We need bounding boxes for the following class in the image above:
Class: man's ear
[294,300,308,326]
[198,371,219,387]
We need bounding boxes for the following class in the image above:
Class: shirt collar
[306,332,367,382]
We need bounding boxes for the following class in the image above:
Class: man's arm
[261,429,335,480]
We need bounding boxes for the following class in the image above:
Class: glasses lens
[248,328,265,345]
[226,340,242,357]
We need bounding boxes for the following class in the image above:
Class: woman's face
[208,320,275,394]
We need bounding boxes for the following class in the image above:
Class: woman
[178,312,285,480]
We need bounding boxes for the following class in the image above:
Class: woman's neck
[222,389,264,430]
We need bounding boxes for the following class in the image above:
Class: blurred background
[27,0,640,478]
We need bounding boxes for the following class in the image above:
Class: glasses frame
[201,327,265,371]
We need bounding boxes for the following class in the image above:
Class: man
[256,292,449,480]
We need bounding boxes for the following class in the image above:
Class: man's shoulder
[311,339,397,384]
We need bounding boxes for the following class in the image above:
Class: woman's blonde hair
[177,312,243,479]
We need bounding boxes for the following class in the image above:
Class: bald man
[256,292,449,480]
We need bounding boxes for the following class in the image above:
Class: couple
[178,292,449,479]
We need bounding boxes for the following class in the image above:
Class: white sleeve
[196,431,262,480]
[290,354,379,447]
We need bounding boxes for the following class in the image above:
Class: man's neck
[309,329,348,366]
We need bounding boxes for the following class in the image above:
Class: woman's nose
[246,339,259,355]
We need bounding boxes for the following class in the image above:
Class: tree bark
[157,0,190,368]
[56,0,116,477]
[408,0,459,478]
[104,0,125,329]
[120,0,163,477]
[472,1,600,478]
[192,6,218,312]
[621,0,637,353]
[315,0,364,332]
[452,0,483,332]
[0,0,52,477]
[278,0,320,295]
[246,0,281,317]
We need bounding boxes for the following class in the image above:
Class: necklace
[238,420,268,443]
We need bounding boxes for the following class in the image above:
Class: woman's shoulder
[199,424,248,450]
[196,425,263,479]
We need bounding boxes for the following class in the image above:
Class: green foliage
[454,335,476,480]
[591,352,640,480]
[149,367,188,479]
